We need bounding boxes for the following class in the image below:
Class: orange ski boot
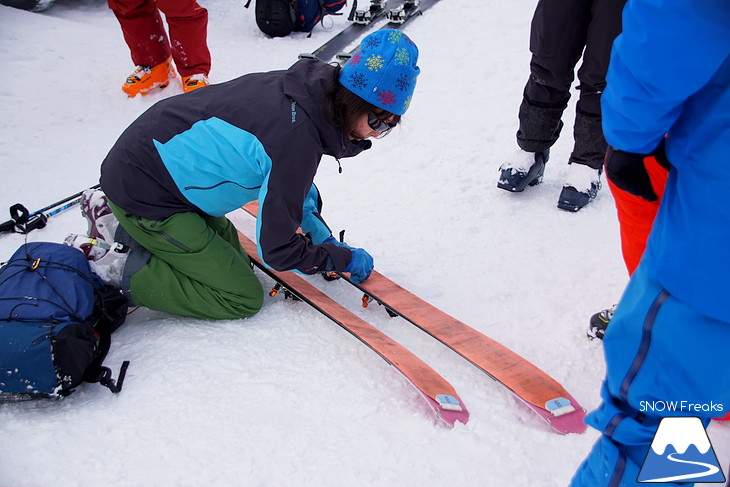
[121,56,176,97]
[182,73,209,93]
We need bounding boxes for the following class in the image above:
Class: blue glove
[345,247,374,284]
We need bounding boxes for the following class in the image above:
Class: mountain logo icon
[638,416,725,483]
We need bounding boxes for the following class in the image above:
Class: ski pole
[29,183,101,218]
[0,183,101,235]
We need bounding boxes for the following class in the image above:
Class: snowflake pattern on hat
[395,73,411,91]
[362,33,383,49]
[339,29,420,116]
[365,54,385,71]
[387,30,404,44]
[348,72,368,90]
[377,89,396,108]
[403,95,412,112]
[349,51,363,65]
[394,47,410,66]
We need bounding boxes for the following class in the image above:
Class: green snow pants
[109,201,263,320]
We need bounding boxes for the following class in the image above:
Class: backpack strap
[89,362,131,394]
[82,284,131,394]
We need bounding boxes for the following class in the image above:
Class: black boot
[587,305,615,340]
[497,149,550,192]
[558,163,602,212]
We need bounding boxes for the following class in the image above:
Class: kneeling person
[68,30,421,321]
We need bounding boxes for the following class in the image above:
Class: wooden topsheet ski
[239,203,585,434]
[351,271,586,434]
[238,232,469,427]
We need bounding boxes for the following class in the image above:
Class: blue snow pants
[570,263,730,487]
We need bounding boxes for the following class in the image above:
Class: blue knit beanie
[339,29,420,116]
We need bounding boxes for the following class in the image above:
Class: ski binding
[335,52,353,65]
[353,0,387,24]
[386,0,420,23]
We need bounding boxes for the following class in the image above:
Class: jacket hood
[282,59,370,159]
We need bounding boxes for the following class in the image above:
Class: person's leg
[155,0,211,77]
[499,0,591,193]
[516,0,591,152]
[609,157,668,275]
[569,0,626,170]
[572,263,730,485]
[110,202,263,320]
[108,0,176,96]
[108,0,171,67]
[556,0,625,211]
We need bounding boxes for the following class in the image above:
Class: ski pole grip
[0,204,30,233]
[18,213,48,234]
[9,203,30,225]
[0,219,15,233]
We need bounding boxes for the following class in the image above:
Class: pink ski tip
[528,394,587,434]
[427,394,470,427]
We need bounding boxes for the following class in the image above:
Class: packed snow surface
[1,0,727,485]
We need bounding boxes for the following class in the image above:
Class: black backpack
[0,242,130,402]
[255,0,297,37]
[253,0,346,37]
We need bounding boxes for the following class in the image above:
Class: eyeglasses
[367,112,397,135]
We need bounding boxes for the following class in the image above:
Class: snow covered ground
[0,0,727,485]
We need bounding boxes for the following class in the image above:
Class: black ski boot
[558,163,602,212]
[497,149,549,192]
[587,305,615,340]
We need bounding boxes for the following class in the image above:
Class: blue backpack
[0,242,129,401]
[253,0,346,37]
[295,0,347,32]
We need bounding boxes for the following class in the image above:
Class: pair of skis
[239,203,586,434]
[238,232,469,427]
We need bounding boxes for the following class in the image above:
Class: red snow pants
[607,155,668,276]
[108,0,211,77]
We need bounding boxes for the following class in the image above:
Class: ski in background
[238,231,469,427]
[240,203,586,434]
[333,0,435,65]
[301,0,437,64]
[300,0,392,63]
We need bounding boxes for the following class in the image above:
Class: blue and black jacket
[100,59,368,274]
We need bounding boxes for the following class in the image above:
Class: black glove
[604,146,659,202]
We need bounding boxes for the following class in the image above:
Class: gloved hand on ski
[345,247,374,284]
[604,141,668,202]
[322,235,374,283]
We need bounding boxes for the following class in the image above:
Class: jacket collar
[283,59,369,159]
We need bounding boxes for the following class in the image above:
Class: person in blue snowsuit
[570,0,730,485]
